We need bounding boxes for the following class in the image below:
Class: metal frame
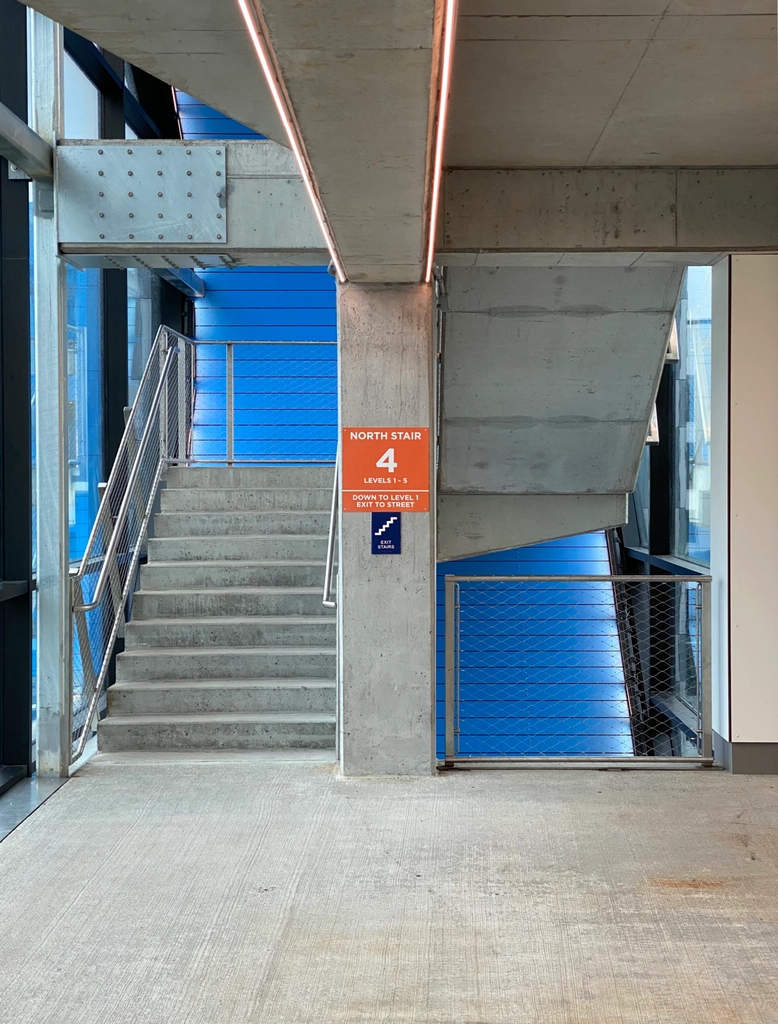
[0,0,33,784]
[442,574,713,769]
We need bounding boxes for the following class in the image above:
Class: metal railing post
[322,452,339,608]
[226,342,234,466]
[700,578,713,760]
[177,342,187,465]
[445,576,457,764]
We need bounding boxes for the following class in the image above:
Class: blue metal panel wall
[176,95,338,464]
[176,92,265,141]
[436,533,632,758]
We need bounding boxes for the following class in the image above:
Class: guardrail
[443,574,712,767]
[69,325,194,762]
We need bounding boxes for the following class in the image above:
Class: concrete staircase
[98,466,336,753]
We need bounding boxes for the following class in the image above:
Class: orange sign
[342,427,430,512]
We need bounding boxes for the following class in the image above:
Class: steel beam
[0,98,52,179]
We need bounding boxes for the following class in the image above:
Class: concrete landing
[0,759,776,1023]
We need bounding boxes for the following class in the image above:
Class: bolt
[99,233,105,239]
[98,149,103,155]
[216,149,221,155]
[216,191,222,198]
[217,234,222,240]
[187,234,193,239]
[157,170,163,176]
[99,212,105,218]
[158,213,163,219]
[187,213,192,219]
[187,191,192,198]
[217,213,222,219]
[129,233,134,239]
[187,170,192,176]
[129,213,134,218]
[127,149,133,155]
[186,149,191,155]
[98,170,104,176]
[158,234,163,239]
[128,171,133,176]
[216,171,222,177]
[157,149,162,155]
[158,191,163,197]
[99,191,104,197]
[128,192,133,197]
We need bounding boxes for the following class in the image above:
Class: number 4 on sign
[376,448,397,473]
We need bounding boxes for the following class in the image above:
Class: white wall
[712,256,778,746]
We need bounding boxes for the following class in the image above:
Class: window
[672,268,712,565]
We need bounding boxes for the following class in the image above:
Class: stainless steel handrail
[69,324,194,763]
[322,451,338,608]
[72,343,177,613]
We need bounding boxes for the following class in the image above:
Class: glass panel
[127,268,156,404]
[63,53,99,139]
[672,267,712,565]
[67,267,103,563]
[632,447,650,549]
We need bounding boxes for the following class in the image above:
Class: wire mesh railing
[179,340,337,465]
[69,326,194,762]
[443,575,712,766]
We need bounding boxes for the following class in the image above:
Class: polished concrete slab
[0,756,776,1023]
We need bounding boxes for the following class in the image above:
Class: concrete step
[161,487,332,513]
[125,616,335,649]
[116,646,336,682]
[133,587,330,619]
[97,712,336,752]
[140,560,330,590]
[107,679,335,716]
[147,535,327,562]
[166,467,334,489]
[154,510,330,537]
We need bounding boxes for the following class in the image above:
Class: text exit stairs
[98,466,336,753]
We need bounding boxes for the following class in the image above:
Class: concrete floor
[0,756,776,1024]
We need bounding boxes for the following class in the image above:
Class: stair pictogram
[375,515,398,537]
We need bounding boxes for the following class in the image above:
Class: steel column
[30,9,70,777]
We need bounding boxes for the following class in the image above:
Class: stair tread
[112,678,335,689]
[128,615,334,626]
[119,646,336,656]
[136,587,323,595]
[103,712,336,724]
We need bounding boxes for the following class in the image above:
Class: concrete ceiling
[26,1,287,146]
[439,264,683,495]
[448,0,778,167]
[27,0,440,283]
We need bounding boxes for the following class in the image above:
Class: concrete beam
[441,168,778,255]
[437,494,628,561]
[0,100,53,179]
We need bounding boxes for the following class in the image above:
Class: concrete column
[711,255,778,773]
[337,284,435,775]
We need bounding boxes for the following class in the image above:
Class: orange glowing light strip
[235,0,347,283]
[424,0,458,284]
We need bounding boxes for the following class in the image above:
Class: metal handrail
[69,324,194,762]
[72,343,177,613]
[322,451,338,608]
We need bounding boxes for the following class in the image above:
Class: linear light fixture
[235,0,347,283]
[424,0,458,284]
